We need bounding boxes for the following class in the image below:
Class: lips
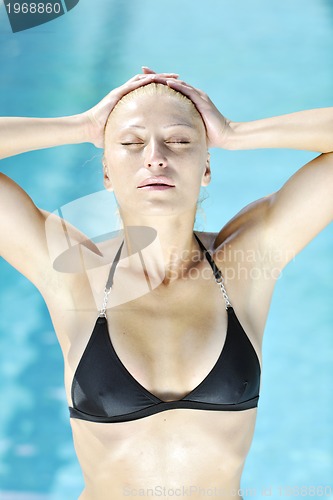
[137,176,175,188]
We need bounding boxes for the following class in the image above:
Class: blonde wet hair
[104,82,203,137]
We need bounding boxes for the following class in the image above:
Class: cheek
[189,150,208,176]
[106,143,142,165]
[104,148,129,177]
[107,159,138,195]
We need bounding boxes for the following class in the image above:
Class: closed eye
[166,141,190,144]
[120,141,190,146]
[120,142,144,146]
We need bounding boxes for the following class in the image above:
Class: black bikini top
[69,234,261,423]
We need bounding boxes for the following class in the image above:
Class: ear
[103,159,113,192]
[201,152,211,187]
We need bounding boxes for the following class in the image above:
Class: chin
[118,197,195,220]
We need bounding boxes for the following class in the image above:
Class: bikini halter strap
[99,234,232,317]
[194,233,232,310]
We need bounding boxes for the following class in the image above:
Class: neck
[118,211,202,285]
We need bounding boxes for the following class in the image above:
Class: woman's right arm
[0,112,96,292]
[0,115,88,160]
[0,71,176,290]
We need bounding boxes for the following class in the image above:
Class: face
[103,92,211,220]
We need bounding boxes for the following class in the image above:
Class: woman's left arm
[226,109,333,268]
[225,107,333,153]
[166,77,333,269]
[225,110,333,269]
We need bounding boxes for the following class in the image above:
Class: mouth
[137,176,175,190]
[138,184,174,191]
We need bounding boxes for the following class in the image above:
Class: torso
[39,201,276,499]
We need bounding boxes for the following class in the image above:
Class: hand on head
[141,67,230,148]
[82,67,179,148]
[164,79,230,148]
[82,67,230,149]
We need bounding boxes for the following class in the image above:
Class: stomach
[70,408,257,500]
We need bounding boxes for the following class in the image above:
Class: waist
[70,407,257,496]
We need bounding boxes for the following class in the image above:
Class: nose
[144,140,167,169]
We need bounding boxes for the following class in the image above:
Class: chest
[53,245,263,407]
[103,276,229,401]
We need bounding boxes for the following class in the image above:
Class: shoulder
[216,196,271,251]
[197,195,272,257]
[196,196,276,339]
[39,210,122,294]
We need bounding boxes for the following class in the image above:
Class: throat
[162,258,203,286]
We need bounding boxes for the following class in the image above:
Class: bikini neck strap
[99,232,232,317]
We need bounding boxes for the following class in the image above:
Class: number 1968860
[6,3,62,14]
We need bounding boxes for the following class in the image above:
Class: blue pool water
[0,0,332,498]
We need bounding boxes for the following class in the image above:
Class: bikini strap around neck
[194,233,232,310]
[99,241,124,317]
[99,234,232,317]
[106,241,124,289]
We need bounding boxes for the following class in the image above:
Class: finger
[158,73,180,78]
[142,66,156,74]
[166,78,203,93]
[127,73,149,83]
[128,74,169,86]
[142,67,180,78]
[168,78,188,85]
[126,73,178,86]
[166,79,196,94]
[114,75,169,101]
[166,79,206,99]
[126,76,173,90]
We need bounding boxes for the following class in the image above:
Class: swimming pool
[0,0,332,497]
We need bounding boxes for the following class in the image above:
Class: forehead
[107,93,202,130]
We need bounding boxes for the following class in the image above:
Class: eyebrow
[120,123,195,131]
[164,123,195,129]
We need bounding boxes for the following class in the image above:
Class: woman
[0,67,332,499]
